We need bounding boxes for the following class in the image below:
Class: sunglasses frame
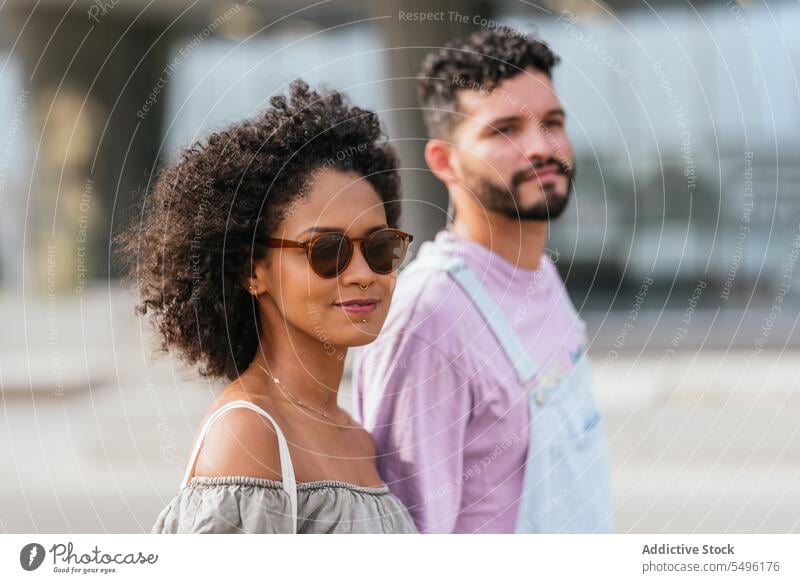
[266,227,413,278]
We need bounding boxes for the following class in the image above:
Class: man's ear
[424,139,459,186]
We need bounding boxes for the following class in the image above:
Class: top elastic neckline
[188,475,391,495]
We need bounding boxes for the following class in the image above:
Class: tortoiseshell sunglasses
[267,228,413,278]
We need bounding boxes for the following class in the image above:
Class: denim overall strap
[402,253,539,384]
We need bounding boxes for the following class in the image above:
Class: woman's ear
[240,271,259,297]
[241,255,268,297]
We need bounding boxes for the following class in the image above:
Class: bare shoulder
[192,390,286,481]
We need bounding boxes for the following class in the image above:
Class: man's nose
[522,122,557,160]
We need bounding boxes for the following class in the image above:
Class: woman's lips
[334,298,379,315]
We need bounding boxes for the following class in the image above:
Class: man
[352,29,613,533]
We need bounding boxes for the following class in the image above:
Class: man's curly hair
[418,29,560,138]
[116,80,401,380]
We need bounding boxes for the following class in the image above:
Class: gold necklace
[251,362,340,425]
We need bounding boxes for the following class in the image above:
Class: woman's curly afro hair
[117,80,401,380]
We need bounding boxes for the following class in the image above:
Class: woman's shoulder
[192,387,287,481]
[191,382,380,485]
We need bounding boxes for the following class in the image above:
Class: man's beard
[462,158,575,221]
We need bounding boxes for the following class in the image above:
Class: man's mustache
[511,158,573,188]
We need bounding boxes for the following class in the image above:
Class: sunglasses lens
[310,234,351,278]
[365,231,408,274]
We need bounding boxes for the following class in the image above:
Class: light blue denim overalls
[404,251,614,533]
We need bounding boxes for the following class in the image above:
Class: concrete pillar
[0,4,170,292]
[368,0,493,249]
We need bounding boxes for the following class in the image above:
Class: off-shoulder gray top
[151,400,417,534]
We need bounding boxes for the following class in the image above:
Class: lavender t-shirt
[352,230,588,533]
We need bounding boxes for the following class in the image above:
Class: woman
[118,81,417,533]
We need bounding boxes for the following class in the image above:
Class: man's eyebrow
[485,115,523,127]
[297,224,388,237]
[486,108,566,127]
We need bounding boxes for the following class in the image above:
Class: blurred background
[0,0,797,533]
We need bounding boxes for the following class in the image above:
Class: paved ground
[1,289,798,533]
